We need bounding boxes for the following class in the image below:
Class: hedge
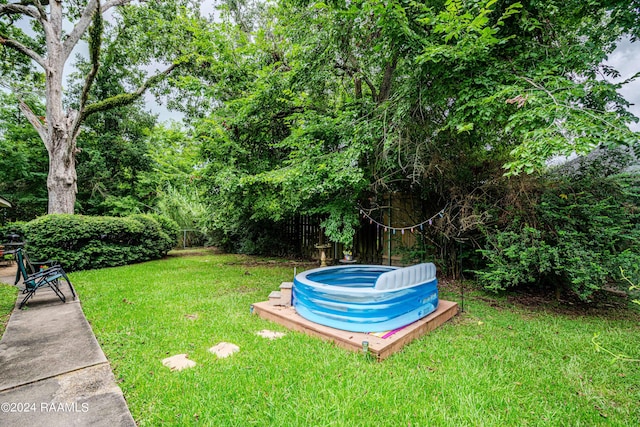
[22,214,179,271]
[0,221,28,240]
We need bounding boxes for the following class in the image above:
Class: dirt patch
[504,290,638,319]
[167,247,223,257]
[442,278,639,320]
[224,260,317,269]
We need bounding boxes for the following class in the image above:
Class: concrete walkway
[0,267,136,426]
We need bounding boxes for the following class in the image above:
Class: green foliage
[4,0,638,275]
[621,268,640,307]
[0,221,28,239]
[477,226,562,291]
[71,40,159,216]
[149,213,181,243]
[128,213,178,260]
[195,2,385,251]
[1,0,213,215]
[319,205,361,248]
[184,0,640,265]
[0,93,48,222]
[155,184,208,243]
[141,124,203,190]
[476,156,640,300]
[418,0,522,63]
[499,77,639,175]
[22,214,179,272]
[74,104,156,215]
[140,123,209,243]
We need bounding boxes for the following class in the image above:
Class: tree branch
[519,76,559,105]
[77,62,179,130]
[0,33,46,68]
[377,54,398,103]
[77,1,103,122]
[341,54,378,102]
[63,0,137,62]
[31,1,48,20]
[102,0,140,10]
[18,99,47,145]
[0,3,40,20]
[63,0,98,62]
[360,73,378,102]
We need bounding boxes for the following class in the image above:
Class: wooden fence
[281,193,429,265]
[280,215,383,263]
[281,215,324,259]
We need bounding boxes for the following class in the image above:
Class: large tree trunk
[45,33,78,214]
[43,1,79,214]
[17,96,79,215]
[46,129,77,214]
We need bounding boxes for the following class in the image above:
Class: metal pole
[460,241,465,312]
[388,194,392,266]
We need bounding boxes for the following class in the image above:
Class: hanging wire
[357,203,448,233]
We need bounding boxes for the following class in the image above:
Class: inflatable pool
[293,263,438,332]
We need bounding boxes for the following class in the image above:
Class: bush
[149,213,181,243]
[22,214,179,271]
[0,221,28,240]
[476,164,640,301]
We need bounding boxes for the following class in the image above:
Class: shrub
[22,214,179,271]
[149,213,180,243]
[476,165,640,301]
[0,221,28,240]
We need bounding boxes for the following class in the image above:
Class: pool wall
[293,264,438,332]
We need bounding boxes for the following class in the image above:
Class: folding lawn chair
[24,249,60,274]
[13,249,61,285]
[14,248,76,309]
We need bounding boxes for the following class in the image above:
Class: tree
[0,0,205,214]
[75,104,157,215]
[0,92,48,221]
[192,0,639,267]
[71,49,158,215]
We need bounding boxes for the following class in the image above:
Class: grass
[0,282,17,336]
[68,253,640,426]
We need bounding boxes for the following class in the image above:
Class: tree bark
[47,134,78,214]
[19,92,79,215]
[377,54,398,103]
[43,1,78,214]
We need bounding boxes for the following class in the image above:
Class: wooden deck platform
[251,299,458,361]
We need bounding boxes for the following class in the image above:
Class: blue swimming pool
[293,264,438,332]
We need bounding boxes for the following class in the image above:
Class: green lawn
[0,282,17,337]
[69,253,640,426]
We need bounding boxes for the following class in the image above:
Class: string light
[358,204,448,233]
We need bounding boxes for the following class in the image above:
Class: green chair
[15,248,76,309]
[14,249,61,286]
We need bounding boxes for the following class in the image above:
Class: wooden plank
[251,300,458,361]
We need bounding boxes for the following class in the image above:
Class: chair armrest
[32,259,60,270]
[26,268,65,281]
